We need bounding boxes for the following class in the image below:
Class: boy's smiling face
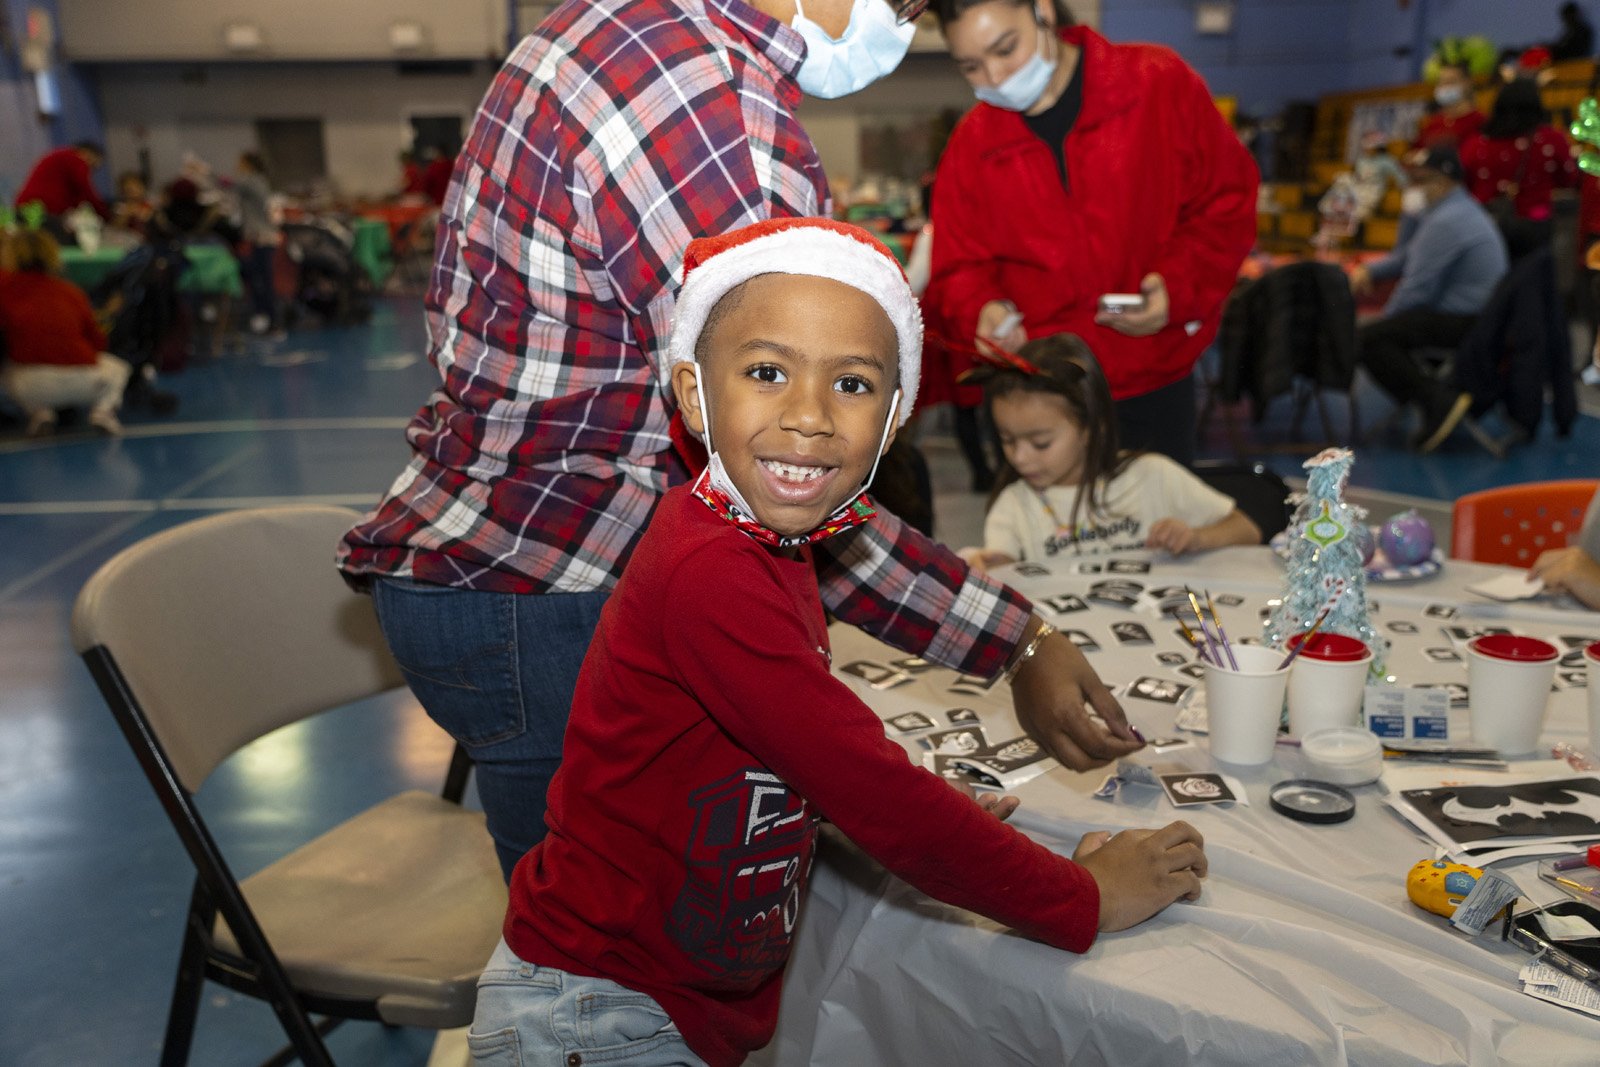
[673,272,900,539]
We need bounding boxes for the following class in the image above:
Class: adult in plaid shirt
[340,0,1141,881]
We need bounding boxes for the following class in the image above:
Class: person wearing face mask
[340,0,1146,887]
[925,0,1258,467]
[1351,146,1508,453]
[1414,61,1487,150]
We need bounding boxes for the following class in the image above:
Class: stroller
[279,219,373,327]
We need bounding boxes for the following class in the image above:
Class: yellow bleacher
[1262,58,1596,254]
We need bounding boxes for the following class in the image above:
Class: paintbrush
[1276,607,1331,671]
[1205,589,1239,671]
[1171,609,1213,664]
[1186,588,1222,666]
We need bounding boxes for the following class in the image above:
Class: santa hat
[664,217,921,427]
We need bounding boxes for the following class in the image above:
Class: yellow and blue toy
[1407,858,1488,919]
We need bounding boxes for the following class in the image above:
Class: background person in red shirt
[1414,61,1487,150]
[1460,76,1578,231]
[14,141,110,223]
[0,230,131,436]
[928,1,1258,466]
[482,218,1206,1067]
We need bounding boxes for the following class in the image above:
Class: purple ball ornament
[1350,521,1377,566]
[1378,509,1435,567]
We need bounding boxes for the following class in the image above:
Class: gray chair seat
[214,791,505,1029]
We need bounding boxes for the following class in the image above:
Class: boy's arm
[815,509,1141,770]
[664,554,1100,954]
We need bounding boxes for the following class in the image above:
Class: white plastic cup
[1287,633,1374,738]
[1585,642,1600,753]
[1205,643,1290,765]
[1466,634,1559,756]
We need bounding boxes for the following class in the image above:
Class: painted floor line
[0,416,412,454]
[0,492,379,517]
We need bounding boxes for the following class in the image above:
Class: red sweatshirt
[1413,109,1486,150]
[15,147,109,219]
[1460,125,1578,222]
[0,271,105,367]
[930,25,1258,402]
[505,485,1099,1067]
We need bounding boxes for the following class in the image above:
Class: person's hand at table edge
[1073,821,1207,931]
[957,546,1017,574]
[1094,273,1169,337]
[1530,546,1600,611]
[947,775,1023,822]
[1348,264,1373,297]
[1009,615,1144,769]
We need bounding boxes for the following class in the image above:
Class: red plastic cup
[1287,631,1369,662]
[1467,634,1558,662]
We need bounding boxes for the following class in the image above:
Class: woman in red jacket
[928,1,1258,463]
[0,230,131,436]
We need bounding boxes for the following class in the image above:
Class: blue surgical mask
[792,0,916,100]
[974,25,1057,112]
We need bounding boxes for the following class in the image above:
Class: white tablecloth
[750,547,1600,1066]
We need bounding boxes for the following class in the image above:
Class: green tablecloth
[60,244,244,298]
[349,218,394,288]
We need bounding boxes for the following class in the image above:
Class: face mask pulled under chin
[1400,186,1429,216]
[691,363,900,533]
[792,0,916,100]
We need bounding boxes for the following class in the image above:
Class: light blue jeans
[370,578,610,881]
[469,939,707,1066]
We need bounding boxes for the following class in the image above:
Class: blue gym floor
[1,296,1596,1065]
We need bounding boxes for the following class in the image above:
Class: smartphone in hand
[1098,293,1145,316]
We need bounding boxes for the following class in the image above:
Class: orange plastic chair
[1451,480,1599,566]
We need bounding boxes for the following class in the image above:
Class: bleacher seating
[1258,58,1597,255]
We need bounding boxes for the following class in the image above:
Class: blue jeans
[469,939,706,1066]
[370,578,608,880]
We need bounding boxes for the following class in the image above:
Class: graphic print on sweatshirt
[666,768,818,985]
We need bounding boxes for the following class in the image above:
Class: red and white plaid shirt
[338,0,1030,676]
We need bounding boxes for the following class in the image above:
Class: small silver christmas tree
[1267,448,1387,671]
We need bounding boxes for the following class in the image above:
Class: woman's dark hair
[239,151,268,175]
[933,0,1076,30]
[977,333,1133,530]
[1482,77,1547,140]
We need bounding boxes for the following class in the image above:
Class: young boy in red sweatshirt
[472,217,1208,1067]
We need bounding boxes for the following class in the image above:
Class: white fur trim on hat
[665,223,922,426]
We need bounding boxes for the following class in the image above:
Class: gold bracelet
[1004,622,1057,685]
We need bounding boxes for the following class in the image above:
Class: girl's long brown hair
[975,334,1135,533]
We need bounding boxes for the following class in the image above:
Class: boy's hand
[1073,821,1208,932]
[1531,546,1600,610]
[1010,618,1143,770]
[1145,518,1197,556]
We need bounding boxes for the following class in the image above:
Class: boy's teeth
[763,460,828,483]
